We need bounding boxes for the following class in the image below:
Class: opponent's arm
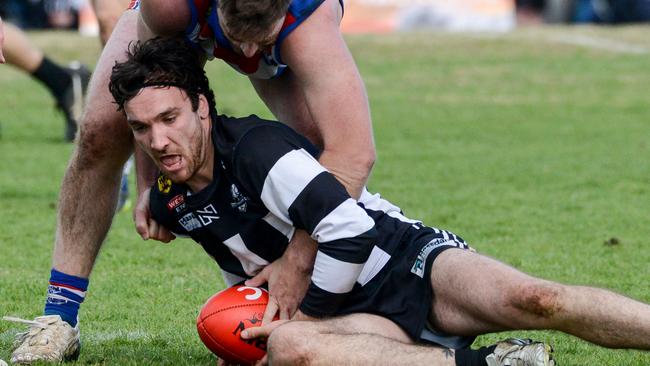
[0,16,5,63]
[280,0,375,199]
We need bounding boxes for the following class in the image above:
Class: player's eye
[130,123,148,132]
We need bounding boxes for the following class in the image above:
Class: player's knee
[267,322,315,365]
[507,281,564,319]
[75,115,132,170]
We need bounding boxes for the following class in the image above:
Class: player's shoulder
[216,114,312,154]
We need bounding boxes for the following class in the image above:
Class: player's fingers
[134,189,151,240]
[134,212,150,240]
[279,307,290,321]
[254,354,268,366]
[262,296,279,325]
[240,320,287,340]
[244,267,269,287]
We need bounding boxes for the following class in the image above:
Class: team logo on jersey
[157,175,172,194]
[411,238,455,278]
[230,184,249,213]
[179,212,202,231]
[167,194,186,212]
[197,204,220,225]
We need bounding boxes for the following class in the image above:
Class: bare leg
[268,314,458,366]
[91,0,130,46]
[3,22,44,72]
[429,249,650,349]
[52,11,139,276]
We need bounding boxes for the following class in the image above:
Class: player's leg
[3,22,90,141]
[2,22,42,71]
[267,314,548,366]
[429,249,650,349]
[10,11,138,364]
[91,0,130,46]
[268,313,470,366]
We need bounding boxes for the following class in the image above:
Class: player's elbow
[267,321,315,365]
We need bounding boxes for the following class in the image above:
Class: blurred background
[2,0,650,36]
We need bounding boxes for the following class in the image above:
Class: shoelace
[3,316,48,329]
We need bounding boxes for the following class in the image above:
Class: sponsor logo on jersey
[197,204,220,225]
[230,184,249,213]
[179,212,202,231]
[411,238,456,278]
[167,194,185,212]
[157,175,172,194]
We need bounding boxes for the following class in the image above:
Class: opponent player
[9,0,374,363]
[0,21,90,141]
[118,37,650,365]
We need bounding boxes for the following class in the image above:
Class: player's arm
[0,15,5,63]
[280,0,375,200]
[234,126,378,318]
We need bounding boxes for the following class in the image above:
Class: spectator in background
[575,0,650,23]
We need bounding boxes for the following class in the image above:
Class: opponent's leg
[3,22,90,141]
[429,249,650,349]
[10,11,139,364]
[53,10,138,277]
[91,0,130,46]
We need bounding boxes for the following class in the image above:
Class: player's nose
[150,125,170,151]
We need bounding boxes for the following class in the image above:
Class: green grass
[1,27,650,365]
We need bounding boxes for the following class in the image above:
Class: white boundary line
[546,33,649,54]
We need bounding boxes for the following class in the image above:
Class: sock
[31,57,72,103]
[455,345,497,366]
[44,268,89,327]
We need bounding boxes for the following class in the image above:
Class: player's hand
[134,187,175,242]
[0,16,5,63]
[241,310,316,340]
[245,230,316,321]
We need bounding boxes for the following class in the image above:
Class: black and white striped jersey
[150,114,418,317]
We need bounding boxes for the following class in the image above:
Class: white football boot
[5,315,80,364]
[485,338,555,366]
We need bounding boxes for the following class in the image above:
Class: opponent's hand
[245,230,316,321]
[0,16,5,63]
[134,187,175,242]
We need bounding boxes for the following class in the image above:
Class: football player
[110,37,649,365]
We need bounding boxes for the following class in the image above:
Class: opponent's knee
[74,115,132,170]
[508,282,564,319]
[267,322,315,366]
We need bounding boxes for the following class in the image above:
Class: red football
[196,285,270,364]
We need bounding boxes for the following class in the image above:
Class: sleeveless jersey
[129,0,336,79]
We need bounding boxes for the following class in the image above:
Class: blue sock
[44,269,89,327]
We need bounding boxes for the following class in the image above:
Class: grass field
[1,26,650,365]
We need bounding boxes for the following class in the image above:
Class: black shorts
[337,224,475,349]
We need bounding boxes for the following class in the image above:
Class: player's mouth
[159,154,183,173]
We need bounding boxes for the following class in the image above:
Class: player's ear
[198,94,209,120]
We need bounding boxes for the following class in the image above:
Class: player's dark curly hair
[109,37,216,114]
[219,0,290,41]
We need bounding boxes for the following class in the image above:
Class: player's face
[124,87,212,187]
[217,8,285,58]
